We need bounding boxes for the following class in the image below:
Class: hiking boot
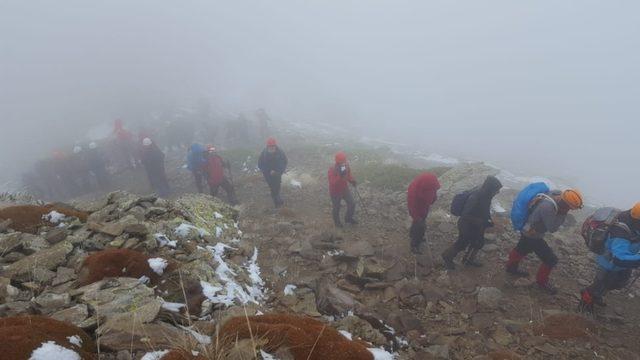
[506,266,529,278]
[442,254,455,270]
[464,258,483,267]
[538,282,558,295]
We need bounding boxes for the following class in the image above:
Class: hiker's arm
[611,239,640,269]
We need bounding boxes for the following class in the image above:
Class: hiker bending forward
[204,146,237,205]
[580,204,640,312]
[328,152,357,227]
[407,172,441,254]
[442,176,502,269]
[506,189,583,294]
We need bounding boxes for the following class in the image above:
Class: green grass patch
[353,163,451,191]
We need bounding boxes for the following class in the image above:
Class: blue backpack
[510,182,550,231]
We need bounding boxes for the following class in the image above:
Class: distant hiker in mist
[86,142,110,190]
[580,203,640,313]
[407,172,441,254]
[258,137,287,208]
[442,175,502,270]
[203,145,238,205]
[112,119,139,170]
[70,145,92,195]
[187,143,208,193]
[328,151,358,227]
[140,137,171,197]
[506,187,583,295]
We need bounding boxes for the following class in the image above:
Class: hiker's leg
[443,218,472,265]
[584,268,610,306]
[209,184,219,197]
[463,222,486,266]
[409,218,426,253]
[331,196,343,227]
[506,235,533,272]
[607,269,632,291]
[344,189,356,223]
[194,171,204,193]
[532,238,558,287]
[221,178,238,205]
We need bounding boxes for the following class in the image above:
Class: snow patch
[175,223,210,238]
[66,335,82,347]
[492,201,506,213]
[147,258,168,275]
[138,275,150,284]
[141,350,170,360]
[283,284,297,296]
[215,226,223,238]
[260,350,279,360]
[200,245,264,306]
[422,153,460,165]
[178,325,212,345]
[339,330,353,340]
[155,233,177,248]
[368,347,395,360]
[29,341,80,360]
[42,211,66,224]
[214,211,224,219]
[161,301,185,313]
[290,179,302,189]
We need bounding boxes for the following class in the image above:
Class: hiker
[407,172,441,254]
[579,204,640,313]
[140,138,171,197]
[112,119,138,170]
[328,151,358,227]
[505,187,584,294]
[442,175,503,269]
[187,143,208,193]
[203,145,238,205]
[258,137,287,208]
[70,145,92,195]
[86,142,110,190]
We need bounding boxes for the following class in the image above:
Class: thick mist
[1,1,639,206]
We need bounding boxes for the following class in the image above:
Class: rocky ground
[2,124,640,359]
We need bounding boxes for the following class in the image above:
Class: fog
[1,1,639,207]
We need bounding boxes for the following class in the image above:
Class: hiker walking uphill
[506,184,584,294]
[579,203,640,313]
[203,145,238,205]
[258,138,287,208]
[187,143,208,193]
[407,172,441,254]
[140,138,171,197]
[86,142,110,190]
[442,175,502,270]
[328,151,358,227]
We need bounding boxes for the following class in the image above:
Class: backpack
[581,207,630,254]
[450,190,473,217]
[510,182,551,231]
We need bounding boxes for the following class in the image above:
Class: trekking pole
[353,185,369,216]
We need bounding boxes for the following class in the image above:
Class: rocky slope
[1,125,640,359]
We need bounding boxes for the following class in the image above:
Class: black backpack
[451,190,473,217]
[581,207,631,254]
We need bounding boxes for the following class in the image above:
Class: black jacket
[461,176,503,223]
[258,147,287,176]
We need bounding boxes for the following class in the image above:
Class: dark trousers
[446,218,486,258]
[193,170,205,193]
[410,218,426,248]
[514,235,558,267]
[586,268,632,301]
[264,173,283,207]
[209,178,238,205]
[331,189,356,225]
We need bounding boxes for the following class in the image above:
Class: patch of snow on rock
[30,341,80,360]
[147,257,168,275]
[283,284,297,296]
[339,330,353,340]
[42,211,66,224]
[66,335,82,347]
[368,347,396,360]
[141,350,170,360]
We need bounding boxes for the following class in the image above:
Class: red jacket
[204,155,225,186]
[407,172,440,221]
[328,164,354,197]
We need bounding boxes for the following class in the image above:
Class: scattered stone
[45,228,68,244]
[34,292,71,310]
[2,241,74,279]
[477,287,503,309]
[51,304,89,326]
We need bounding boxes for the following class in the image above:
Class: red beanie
[335,151,347,164]
[266,137,277,146]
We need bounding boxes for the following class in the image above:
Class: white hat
[89,142,97,149]
[73,146,82,154]
[142,138,153,146]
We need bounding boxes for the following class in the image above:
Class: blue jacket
[597,237,640,271]
[187,144,207,172]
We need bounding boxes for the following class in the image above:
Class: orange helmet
[561,189,584,210]
[335,151,347,164]
[631,202,640,220]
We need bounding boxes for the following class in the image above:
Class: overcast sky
[1,1,638,206]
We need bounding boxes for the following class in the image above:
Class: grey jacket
[523,195,566,239]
